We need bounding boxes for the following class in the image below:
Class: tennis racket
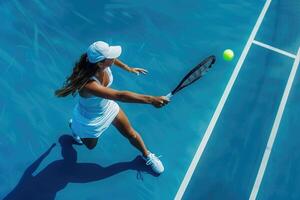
[165,55,216,100]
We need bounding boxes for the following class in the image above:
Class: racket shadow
[3,134,157,200]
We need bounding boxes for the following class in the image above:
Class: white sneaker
[68,119,83,144]
[143,151,164,174]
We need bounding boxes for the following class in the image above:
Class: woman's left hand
[129,67,148,76]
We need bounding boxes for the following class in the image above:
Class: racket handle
[165,92,173,100]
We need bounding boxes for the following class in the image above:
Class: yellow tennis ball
[223,49,234,61]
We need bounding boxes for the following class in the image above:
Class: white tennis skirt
[71,100,120,138]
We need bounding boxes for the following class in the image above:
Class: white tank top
[77,67,114,117]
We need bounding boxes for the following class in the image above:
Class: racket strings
[180,60,213,87]
[172,56,215,94]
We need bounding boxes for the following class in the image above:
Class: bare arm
[114,58,132,72]
[114,59,148,75]
[84,81,153,104]
[84,81,169,107]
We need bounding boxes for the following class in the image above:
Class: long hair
[55,53,100,97]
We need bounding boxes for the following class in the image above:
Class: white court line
[249,47,300,200]
[174,0,272,199]
[253,40,296,59]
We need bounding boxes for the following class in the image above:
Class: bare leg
[112,108,149,157]
[81,138,98,150]
[69,119,98,149]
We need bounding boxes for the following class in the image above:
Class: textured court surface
[1,0,299,199]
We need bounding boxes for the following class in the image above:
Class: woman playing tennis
[55,41,169,174]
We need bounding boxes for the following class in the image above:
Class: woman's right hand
[151,96,170,108]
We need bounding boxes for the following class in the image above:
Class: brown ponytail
[54,53,98,97]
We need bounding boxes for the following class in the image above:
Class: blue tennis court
[1,0,299,199]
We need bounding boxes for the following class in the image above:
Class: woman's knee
[81,138,98,150]
[86,143,97,150]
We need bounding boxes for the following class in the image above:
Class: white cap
[87,41,122,63]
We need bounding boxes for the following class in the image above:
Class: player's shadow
[4,135,157,200]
